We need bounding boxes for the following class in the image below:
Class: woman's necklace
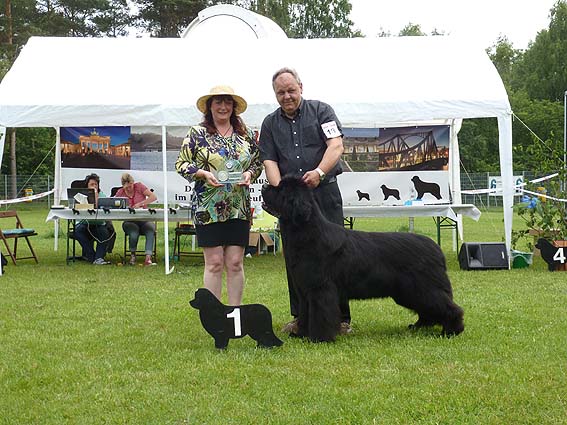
[217,125,233,138]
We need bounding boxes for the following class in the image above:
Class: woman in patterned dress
[175,85,262,306]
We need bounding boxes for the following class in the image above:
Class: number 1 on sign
[226,308,242,336]
[553,247,566,264]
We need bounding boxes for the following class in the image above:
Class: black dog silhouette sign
[535,238,567,271]
[189,288,283,349]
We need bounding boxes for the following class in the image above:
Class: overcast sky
[349,0,558,50]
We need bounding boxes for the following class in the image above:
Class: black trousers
[282,180,351,322]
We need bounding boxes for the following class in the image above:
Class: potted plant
[511,138,567,269]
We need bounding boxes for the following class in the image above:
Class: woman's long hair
[201,96,247,137]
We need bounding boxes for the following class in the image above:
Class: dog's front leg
[294,295,310,338]
[307,285,341,343]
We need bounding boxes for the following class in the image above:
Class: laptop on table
[66,188,95,208]
[98,197,128,209]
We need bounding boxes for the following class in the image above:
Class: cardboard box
[248,232,274,255]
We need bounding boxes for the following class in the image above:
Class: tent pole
[162,125,173,274]
[561,90,567,192]
[498,114,514,267]
[53,127,61,251]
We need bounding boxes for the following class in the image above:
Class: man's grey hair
[272,67,302,88]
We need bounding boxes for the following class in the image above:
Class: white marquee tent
[0,34,514,271]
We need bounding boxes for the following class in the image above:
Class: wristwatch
[315,167,326,180]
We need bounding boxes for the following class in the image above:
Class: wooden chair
[0,210,39,265]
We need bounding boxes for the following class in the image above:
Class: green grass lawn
[1,205,566,424]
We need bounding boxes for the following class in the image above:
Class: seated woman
[114,173,158,266]
[74,173,113,265]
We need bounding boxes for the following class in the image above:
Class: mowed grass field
[1,204,566,424]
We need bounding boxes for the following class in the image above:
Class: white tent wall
[0,35,514,266]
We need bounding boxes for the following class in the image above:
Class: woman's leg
[92,224,111,261]
[139,221,156,256]
[122,221,140,253]
[203,246,224,301]
[224,245,245,306]
[74,223,95,262]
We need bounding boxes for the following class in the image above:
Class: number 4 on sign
[553,247,566,264]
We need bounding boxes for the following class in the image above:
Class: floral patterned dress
[175,125,262,226]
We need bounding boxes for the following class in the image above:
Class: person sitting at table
[114,173,158,266]
[74,173,114,265]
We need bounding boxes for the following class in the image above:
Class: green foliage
[1,128,56,176]
[511,134,567,249]
[92,0,134,37]
[509,91,564,171]
[512,0,567,101]
[231,0,360,38]
[35,0,120,37]
[486,35,522,89]
[458,118,500,172]
[243,0,292,35]
[289,0,358,38]
[133,0,208,37]
[398,22,425,36]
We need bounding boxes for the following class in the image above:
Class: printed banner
[61,124,451,208]
[339,125,451,205]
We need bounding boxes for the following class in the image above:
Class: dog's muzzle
[261,202,280,218]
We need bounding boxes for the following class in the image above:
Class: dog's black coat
[535,238,561,271]
[190,288,283,349]
[262,176,464,342]
[380,184,400,201]
[411,176,442,200]
[356,190,370,201]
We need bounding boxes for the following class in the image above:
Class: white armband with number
[321,121,341,138]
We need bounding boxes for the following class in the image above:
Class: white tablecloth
[342,204,481,221]
[46,207,193,223]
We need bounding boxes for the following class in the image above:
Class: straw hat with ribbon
[196,85,248,115]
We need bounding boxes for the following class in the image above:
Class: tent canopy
[0,34,515,256]
[0,35,510,128]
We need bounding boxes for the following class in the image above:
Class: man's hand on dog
[302,170,321,188]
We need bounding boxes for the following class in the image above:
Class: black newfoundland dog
[262,176,464,342]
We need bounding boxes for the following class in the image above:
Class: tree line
[1,0,566,189]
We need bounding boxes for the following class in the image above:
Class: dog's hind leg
[214,336,230,349]
[256,331,284,348]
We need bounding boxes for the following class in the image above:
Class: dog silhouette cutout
[148,208,157,215]
[190,288,283,350]
[102,207,110,214]
[356,190,370,201]
[169,207,177,215]
[411,176,442,200]
[87,209,96,215]
[535,238,564,271]
[380,184,400,201]
[128,207,136,214]
[72,208,80,215]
